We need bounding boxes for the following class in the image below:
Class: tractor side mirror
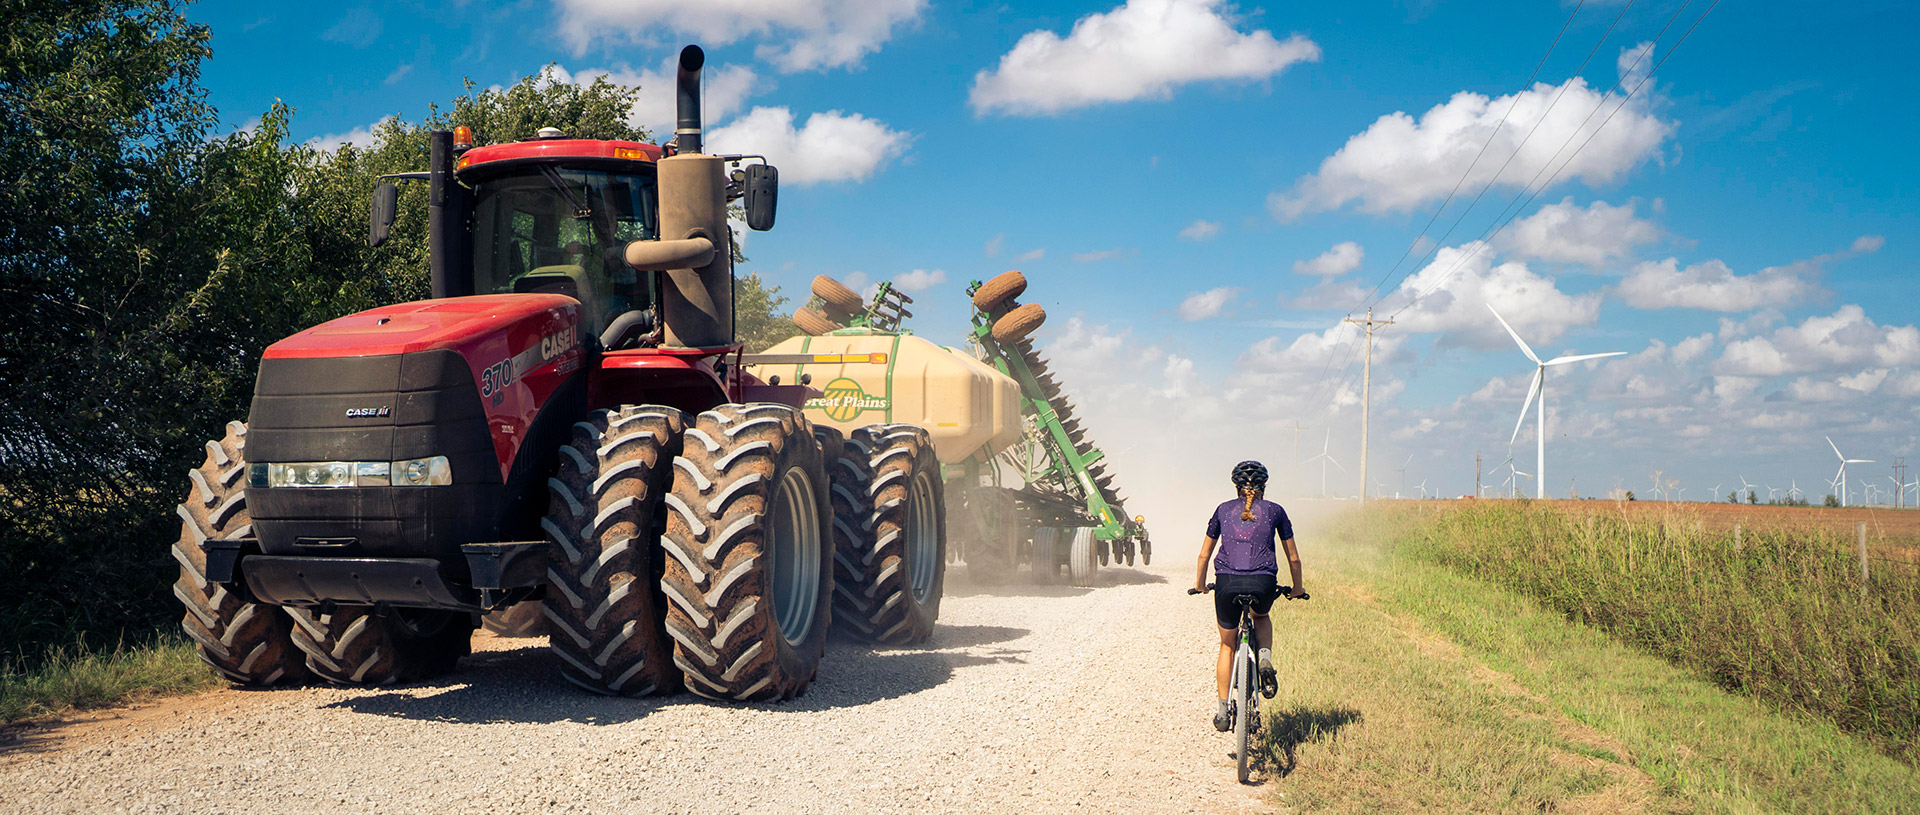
[368,182,399,247]
[744,164,777,231]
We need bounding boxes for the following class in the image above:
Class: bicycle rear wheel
[1236,649,1257,783]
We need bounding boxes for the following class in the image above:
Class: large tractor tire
[793,306,842,336]
[962,487,1017,583]
[811,275,865,317]
[288,605,472,685]
[992,303,1046,344]
[172,421,309,686]
[661,404,835,701]
[1068,528,1099,586]
[841,424,945,644]
[971,270,1027,312]
[818,427,877,635]
[481,601,545,638]
[541,406,684,695]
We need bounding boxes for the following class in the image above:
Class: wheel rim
[769,465,822,646]
[907,471,940,603]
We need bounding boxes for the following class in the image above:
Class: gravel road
[1,556,1273,814]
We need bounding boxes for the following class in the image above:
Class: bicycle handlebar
[1186,583,1310,601]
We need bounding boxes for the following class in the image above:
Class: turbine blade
[1828,436,1844,460]
[1510,369,1542,446]
[1487,304,1540,364]
[1544,351,1628,366]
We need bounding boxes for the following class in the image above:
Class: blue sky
[190,0,1920,529]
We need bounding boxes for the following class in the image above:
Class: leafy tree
[1825,494,1841,508]
[736,272,799,351]
[1748,489,1759,505]
[1624,490,1636,501]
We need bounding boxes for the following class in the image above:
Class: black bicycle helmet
[1231,460,1268,489]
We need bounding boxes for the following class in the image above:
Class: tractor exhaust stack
[675,44,704,155]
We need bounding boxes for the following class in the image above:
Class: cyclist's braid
[1239,486,1261,521]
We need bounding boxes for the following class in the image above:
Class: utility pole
[1894,458,1907,510]
[1344,308,1394,506]
[1289,421,1308,493]
[1475,452,1482,498]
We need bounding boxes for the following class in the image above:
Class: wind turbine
[1789,480,1803,502]
[1766,484,1781,502]
[1827,436,1873,508]
[1416,479,1430,499]
[1489,305,1627,500]
[1305,430,1344,498]
[1710,483,1723,501]
[1738,475,1757,503]
[1396,453,1414,497]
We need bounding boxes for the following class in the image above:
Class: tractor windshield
[469,166,659,333]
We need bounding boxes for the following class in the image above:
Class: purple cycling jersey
[1206,498,1293,576]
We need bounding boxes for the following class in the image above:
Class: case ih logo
[345,406,391,418]
[806,378,888,422]
[480,325,580,406]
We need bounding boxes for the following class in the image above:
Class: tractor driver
[1192,460,1305,731]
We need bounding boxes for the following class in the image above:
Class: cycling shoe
[1213,700,1232,732]
[1258,655,1278,698]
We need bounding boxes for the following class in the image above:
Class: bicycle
[1189,582,1309,783]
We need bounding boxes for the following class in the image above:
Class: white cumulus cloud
[571,59,761,136]
[1494,197,1659,266]
[306,116,394,151]
[892,268,947,292]
[969,0,1320,116]
[1268,76,1673,219]
[1617,258,1820,312]
[555,0,926,72]
[1179,219,1221,241]
[1177,286,1238,321]
[1381,242,1602,349]
[708,107,910,185]
[1292,241,1363,277]
[1714,305,1920,377]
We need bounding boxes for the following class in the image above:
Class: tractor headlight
[390,456,451,486]
[250,457,450,488]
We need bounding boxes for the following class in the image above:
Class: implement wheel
[840,424,945,644]
[1068,528,1098,587]
[541,406,683,695]
[172,421,308,686]
[481,601,545,638]
[962,487,1017,583]
[812,275,865,317]
[793,306,842,336]
[661,404,834,701]
[992,303,1046,343]
[971,270,1027,312]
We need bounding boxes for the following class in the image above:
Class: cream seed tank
[751,273,1150,588]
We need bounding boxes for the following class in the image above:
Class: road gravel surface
[1,559,1273,814]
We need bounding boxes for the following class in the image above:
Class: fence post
[1734,522,1742,552]
[1858,522,1869,598]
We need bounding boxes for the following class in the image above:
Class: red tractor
[170,46,946,700]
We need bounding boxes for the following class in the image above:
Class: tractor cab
[460,144,662,341]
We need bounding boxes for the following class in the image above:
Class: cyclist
[1193,460,1305,731]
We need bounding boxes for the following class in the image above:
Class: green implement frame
[965,283,1147,564]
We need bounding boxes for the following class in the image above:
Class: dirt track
[0,559,1274,814]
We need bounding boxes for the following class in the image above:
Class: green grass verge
[1252,509,1920,812]
[0,634,218,724]
[1381,501,1919,764]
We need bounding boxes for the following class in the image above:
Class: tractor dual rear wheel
[541,405,684,695]
[661,404,835,701]
[172,421,309,686]
[836,424,945,644]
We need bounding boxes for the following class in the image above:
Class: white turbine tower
[1489,305,1627,500]
[1305,430,1344,498]
[1826,436,1873,508]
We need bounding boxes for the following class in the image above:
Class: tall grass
[0,634,216,723]
[1379,500,1920,765]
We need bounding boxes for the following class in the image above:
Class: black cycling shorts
[1214,573,1278,630]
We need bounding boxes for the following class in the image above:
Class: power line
[1353,0,1600,311]
[1389,0,1721,321]
[1361,0,1639,312]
